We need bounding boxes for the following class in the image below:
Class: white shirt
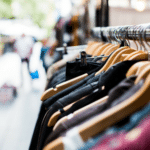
[14,36,34,59]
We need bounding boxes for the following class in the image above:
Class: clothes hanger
[52,96,108,130]
[43,42,101,100]
[41,73,88,101]
[127,26,149,61]
[95,25,150,76]
[46,45,132,126]
[44,73,150,150]
[99,44,115,55]
[43,41,115,101]
[123,26,145,60]
[109,48,136,64]
[85,41,98,54]
[94,26,131,75]
[125,25,150,77]
[88,42,104,55]
[124,50,145,60]
[42,42,109,101]
[102,44,120,58]
[95,47,135,75]
[92,43,112,56]
[135,65,150,84]
[101,27,123,58]
[86,42,101,55]
[126,61,150,77]
[92,29,115,56]
[47,96,87,127]
[47,98,83,127]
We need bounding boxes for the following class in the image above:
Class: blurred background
[0,0,149,149]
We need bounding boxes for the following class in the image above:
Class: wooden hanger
[52,96,108,131]
[129,53,148,61]
[41,74,88,101]
[85,41,98,54]
[95,46,131,75]
[102,44,121,61]
[99,44,115,55]
[135,65,150,84]
[126,61,150,77]
[108,48,136,65]
[124,50,145,61]
[42,42,114,101]
[44,73,150,150]
[47,96,87,127]
[92,43,106,56]
[90,42,104,55]
[42,42,112,101]
[104,50,149,75]
[92,43,112,56]
[48,101,78,127]
[86,42,101,55]
[136,62,150,75]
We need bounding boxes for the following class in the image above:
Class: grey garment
[66,79,145,150]
[44,79,144,150]
[43,73,95,108]
[43,75,138,146]
[44,102,106,146]
[36,60,139,150]
[78,80,147,150]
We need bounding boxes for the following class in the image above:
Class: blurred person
[14,34,34,74]
[14,34,34,88]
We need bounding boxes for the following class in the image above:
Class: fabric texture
[62,127,84,150]
[37,60,139,150]
[43,75,137,145]
[91,116,150,150]
[58,61,139,119]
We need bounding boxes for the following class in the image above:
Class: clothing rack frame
[91,24,150,42]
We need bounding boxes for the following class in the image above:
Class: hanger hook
[133,25,142,50]
[105,27,111,43]
[114,27,121,44]
[109,27,113,43]
[124,26,131,47]
[130,25,139,50]
[139,25,147,51]
[119,26,128,46]
[142,24,150,49]
[136,25,147,51]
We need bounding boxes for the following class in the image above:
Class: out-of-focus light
[60,0,72,17]
[131,0,146,12]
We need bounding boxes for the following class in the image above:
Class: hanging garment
[43,75,137,145]
[53,79,144,150]
[91,115,150,150]
[31,60,139,150]
[78,102,150,150]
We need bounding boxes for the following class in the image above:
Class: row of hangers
[41,24,150,101]
[43,23,150,150]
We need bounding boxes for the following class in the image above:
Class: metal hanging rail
[91,24,150,42]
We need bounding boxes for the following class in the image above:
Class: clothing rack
[91,24,150,42]
[56,44,87,52]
